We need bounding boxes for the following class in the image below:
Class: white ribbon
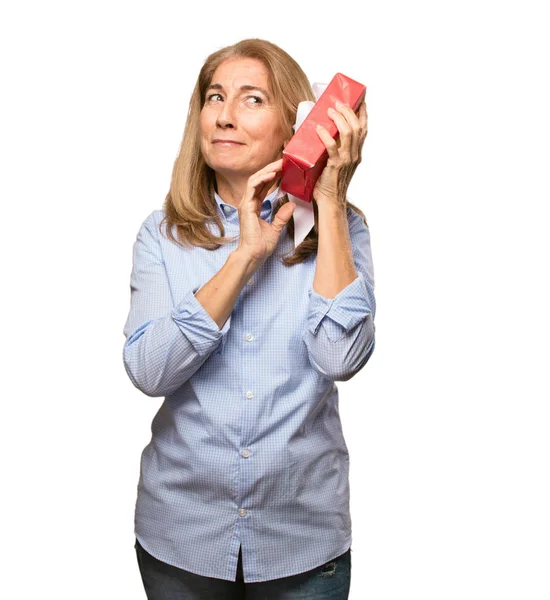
[278,83,328,248]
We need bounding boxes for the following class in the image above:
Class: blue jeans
[135,538,351,599]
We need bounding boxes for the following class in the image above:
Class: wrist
[231,248,263,278]
[314,194,347,211]
[315,199,348,220]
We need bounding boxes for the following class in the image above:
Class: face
[200,58,288,182]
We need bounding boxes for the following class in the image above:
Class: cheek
[199,114,207,137]
[199,108,215,136]
[199,114,212,153]
[252,116,285,152]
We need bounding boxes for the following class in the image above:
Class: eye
[206,93,223,102]
[245,95,264,105]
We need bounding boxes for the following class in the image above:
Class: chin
[210,164,253,179]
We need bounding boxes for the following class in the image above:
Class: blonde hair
[161,38,367,266]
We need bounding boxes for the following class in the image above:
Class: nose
[216,100,236,129]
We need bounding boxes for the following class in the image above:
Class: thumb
[271,202,295,234]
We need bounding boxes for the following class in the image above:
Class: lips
[212,139,245,145]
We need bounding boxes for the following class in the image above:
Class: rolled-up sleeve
[303,208,376,381]
[123,211,231,397]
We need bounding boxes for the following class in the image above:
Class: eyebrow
[206,83,271,100]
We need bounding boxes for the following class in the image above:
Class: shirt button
[239,508,247,517]
[223,205,232,213]
[241,449,251,458]
[247,278,254,286]
[245,333,254,341]
[246,391,253,399]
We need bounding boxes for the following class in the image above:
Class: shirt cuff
[171,285,231,356]
[306,272,373,337]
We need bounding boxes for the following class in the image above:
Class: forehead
[209,58,271,90]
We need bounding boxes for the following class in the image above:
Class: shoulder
[130,210,168,259]
[136,209,167,237]
[147,209,167,229]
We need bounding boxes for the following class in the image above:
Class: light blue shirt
[123,187,376,583]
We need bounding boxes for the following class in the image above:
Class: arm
[123,162,295,397]
[312,201,358,297]
[302,205,376,381]
[122,211,257,397]
[302,98,375,381]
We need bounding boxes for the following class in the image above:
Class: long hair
[161,38,367,266]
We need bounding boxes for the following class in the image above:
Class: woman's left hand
[313,99,368,208]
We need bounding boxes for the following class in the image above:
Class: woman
[123,38,375,600]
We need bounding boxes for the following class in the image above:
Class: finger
[260,158,283,175]
[334,101,362,162]
[271,201,295,234]
[357,101,368,161]
[359,101,367,135]
[359,102,367,142]
[247,160,282,196]
[315,124,340,162]
[243,170,278,213]
[248,169,278,190]
[327,106,352,163]
[248,159,283,205]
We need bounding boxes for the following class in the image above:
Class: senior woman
[123,38,375,600]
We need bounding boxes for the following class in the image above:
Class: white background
[1,1,548,598]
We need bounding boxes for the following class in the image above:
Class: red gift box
[280,73,366,203]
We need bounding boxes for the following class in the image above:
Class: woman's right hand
[236,158,295,266]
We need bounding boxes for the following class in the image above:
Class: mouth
[212,139,245,146]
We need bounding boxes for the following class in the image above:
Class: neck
[215,172,279,209]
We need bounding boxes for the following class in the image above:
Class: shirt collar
[214,186,282,219]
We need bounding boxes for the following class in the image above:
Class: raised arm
[123,212,256,397]
[302,98,375,381]
[303,205,375,381]
[123,163,295,397]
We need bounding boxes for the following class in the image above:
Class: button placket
[241,322,255,520]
